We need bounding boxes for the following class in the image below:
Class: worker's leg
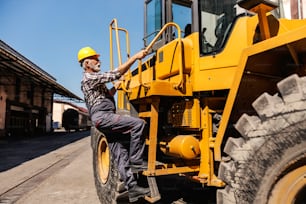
[108,141,136,190]
[111,114,146,164]
[96,113,150,201]
[96,112,146,165]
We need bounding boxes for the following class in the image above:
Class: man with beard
[78,46,149,202]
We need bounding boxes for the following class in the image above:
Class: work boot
[128,184,150,203]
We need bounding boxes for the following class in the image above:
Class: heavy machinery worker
[78,46,150,202]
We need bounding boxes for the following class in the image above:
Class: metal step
[145,176,161,203]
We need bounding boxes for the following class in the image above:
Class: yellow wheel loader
[91,0,306,203]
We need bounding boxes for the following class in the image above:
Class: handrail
[109,20,184,92]
[109,18,131,93]
[140,22,184,89]
[145,22,181,52]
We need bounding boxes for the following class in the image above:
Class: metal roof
[0,40,82,101]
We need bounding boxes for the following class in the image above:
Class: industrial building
[0,40,82,138]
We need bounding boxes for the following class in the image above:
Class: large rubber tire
[217,74,306,204]
[92,128,128,204]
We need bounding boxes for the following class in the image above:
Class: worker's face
[86,56,101,72]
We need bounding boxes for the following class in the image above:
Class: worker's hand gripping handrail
[109,18,131,93]
[138,22,184,89]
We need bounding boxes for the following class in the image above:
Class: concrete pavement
[0,131,217,204]
[0,132,100,204]
[15,137,100,204]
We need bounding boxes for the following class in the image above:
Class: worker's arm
[117,50,147,75]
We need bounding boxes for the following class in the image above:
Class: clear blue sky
[0,0,145,107]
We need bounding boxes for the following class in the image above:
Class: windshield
[199,0,243,54]
[145,0,162,45]
[172,2,192,38]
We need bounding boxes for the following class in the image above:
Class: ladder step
[139,111,151,118]
[145,176,161,203]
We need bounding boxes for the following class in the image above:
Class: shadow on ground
[0,130,90,172]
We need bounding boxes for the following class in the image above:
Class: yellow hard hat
[77,46,100,62]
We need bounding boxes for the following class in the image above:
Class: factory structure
[0,40,85,139]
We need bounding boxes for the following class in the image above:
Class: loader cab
[144,0,244,55]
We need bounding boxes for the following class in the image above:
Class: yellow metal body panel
[192,17,258,91]
[156,38,192,80]
[147,97,159,174]
[278,18,306,32]
[127,80,193,100]
[214,22,306,160]
[143,165,200,177]
[116,10,306,186]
